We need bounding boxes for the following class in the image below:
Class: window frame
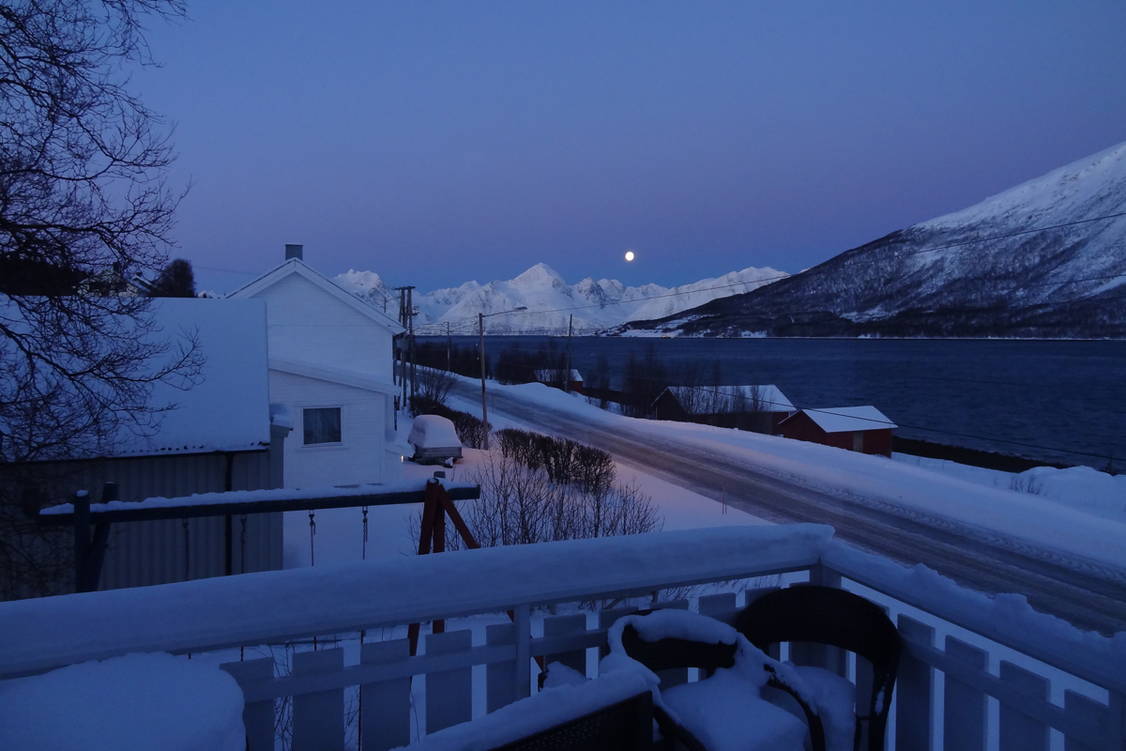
[301,406,344,447]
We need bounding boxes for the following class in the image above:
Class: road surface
[451,381,1126,635]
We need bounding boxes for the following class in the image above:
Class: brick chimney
[285,243,303,261]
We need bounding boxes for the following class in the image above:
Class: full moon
[624,250,636,262]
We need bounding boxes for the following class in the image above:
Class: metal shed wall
[1,436,285,597]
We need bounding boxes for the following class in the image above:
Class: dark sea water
[441,337,1126,469]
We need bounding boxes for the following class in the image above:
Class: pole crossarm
[38,483,481,525]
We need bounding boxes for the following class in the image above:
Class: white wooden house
[228,246,406,488]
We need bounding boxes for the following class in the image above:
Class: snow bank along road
[449,382,1126,635]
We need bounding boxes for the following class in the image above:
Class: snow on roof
[111,298,272,456]
[533,368,583,382]
[270,358,398,395]
[0,297,272,459]
[663,385,794,414]
[227,257,404,333]
[794,406,896,433]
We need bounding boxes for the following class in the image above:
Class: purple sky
[133,1,1126,292]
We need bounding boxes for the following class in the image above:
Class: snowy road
[450,381,1126,635]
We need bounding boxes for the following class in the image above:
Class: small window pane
[303,408,341,445]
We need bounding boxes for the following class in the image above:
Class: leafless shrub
[1009,475,1044,495]
[452,453,660,549]
[416,367,456,405]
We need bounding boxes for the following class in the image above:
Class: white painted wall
[270,370,399,487]
[255,272,395,378]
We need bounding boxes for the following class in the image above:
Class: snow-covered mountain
[335,263,787,334]
[619,140,1126,338]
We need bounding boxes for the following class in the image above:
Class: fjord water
[474,337,1126,469]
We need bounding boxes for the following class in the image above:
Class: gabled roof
[227,258,404,334]
[271,358,399,395]
[660,385,794,414]
[783,406,896,433]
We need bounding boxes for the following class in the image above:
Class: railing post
[809,562,842,589]
[514,604,531,700]
[72,490,90,593]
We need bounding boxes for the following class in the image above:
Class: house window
[303,407,342,445]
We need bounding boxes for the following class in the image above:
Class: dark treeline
[412,338,752,420]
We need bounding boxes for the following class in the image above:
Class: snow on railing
[1,524,1123,751]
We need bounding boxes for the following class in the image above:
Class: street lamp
[478,306,527,450]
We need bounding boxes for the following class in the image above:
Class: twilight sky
[132,1,1126,292]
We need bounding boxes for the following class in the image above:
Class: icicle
[361,506,369,560]
[239,515,248,574]
[181,518,190,581]
[308,511,317,567]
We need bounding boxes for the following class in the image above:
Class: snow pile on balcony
[0,653,244,751]
[605,610,814,751]
[401,664,657,750]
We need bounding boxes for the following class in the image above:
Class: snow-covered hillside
[619,140,1126,338]
[335,262,786,334]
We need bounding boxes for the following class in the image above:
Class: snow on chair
[736,586,901,751]
[397,665,658,751]
[606,609,826,751]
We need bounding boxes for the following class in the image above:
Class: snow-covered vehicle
[407,415,463,465]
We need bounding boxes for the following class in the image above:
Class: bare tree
[1,0,192,463]
[0,1,197,597]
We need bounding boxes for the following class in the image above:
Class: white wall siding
[271,370,388,488]
[256,272,394,376]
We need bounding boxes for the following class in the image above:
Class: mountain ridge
[617,140,1126,339]
[335,263,788,333]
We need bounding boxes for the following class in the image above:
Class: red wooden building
[777,406,895,457]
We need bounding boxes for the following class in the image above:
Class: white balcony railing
[0,524,1122,750]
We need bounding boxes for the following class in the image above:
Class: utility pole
[446,321,452,373]
[566,314,574,392]
[478,312,489,450]
[407,286,417,401]
[395,286,416,410]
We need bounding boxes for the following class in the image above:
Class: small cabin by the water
[534,368,584,393]
[652,384,795,433]
[777,406,895,456]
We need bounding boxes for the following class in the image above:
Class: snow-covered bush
[496,429,615,493]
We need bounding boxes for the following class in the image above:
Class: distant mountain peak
[512,262,565,286]
[333,262,788,333]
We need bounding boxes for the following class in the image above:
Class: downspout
[223,451,234,576]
